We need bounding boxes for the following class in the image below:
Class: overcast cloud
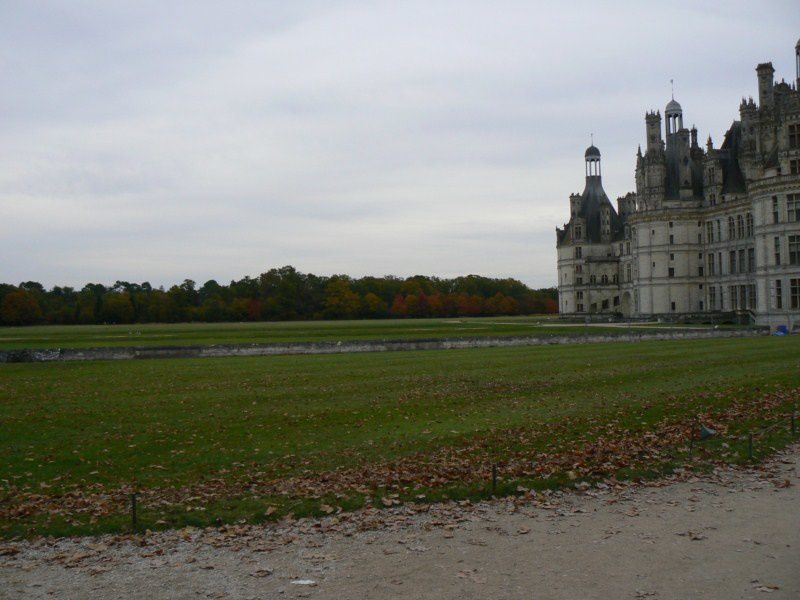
[1,1,799,288]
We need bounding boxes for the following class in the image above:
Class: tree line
[0,266,557,326]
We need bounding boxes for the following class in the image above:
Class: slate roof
[575,176,625,243]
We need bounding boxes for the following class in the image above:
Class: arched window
[589,275,596,284]
[601,274,609,284]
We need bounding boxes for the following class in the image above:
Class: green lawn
[1,335,797,539]
[0,316,721,350]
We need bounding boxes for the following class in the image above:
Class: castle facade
[556,39,800,328]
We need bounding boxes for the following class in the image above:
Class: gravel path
[2,446,798,599]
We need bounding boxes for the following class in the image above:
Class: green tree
[100,292,135,324]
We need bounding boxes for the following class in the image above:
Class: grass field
[1,335,798,539]
[0,316,725,350]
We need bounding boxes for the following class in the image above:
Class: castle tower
[796,38,800,88]
[756,62,775,107]
[645,111,662,152]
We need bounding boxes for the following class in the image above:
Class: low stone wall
[0,328,765,364]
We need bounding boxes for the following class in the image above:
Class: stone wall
[0,329,764,363]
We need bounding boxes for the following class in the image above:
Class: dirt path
[2,446,798,599]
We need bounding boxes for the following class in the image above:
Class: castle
[556,39,800,328]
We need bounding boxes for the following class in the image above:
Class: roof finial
[590,132,594,145]
[670,79,674,100]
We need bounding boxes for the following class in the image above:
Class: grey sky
[1,1,799,289]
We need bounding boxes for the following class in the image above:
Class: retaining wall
[0,328,765,363]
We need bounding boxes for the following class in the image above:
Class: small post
[491,463,498,495]
[747,433,753,461]
[131,492,138,530]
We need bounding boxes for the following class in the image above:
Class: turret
[665,98,683,143]
[796,38,800,88]
[756,62,775,108]
[645,111,662,152]
[585,144,601,178]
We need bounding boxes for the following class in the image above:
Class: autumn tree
[323,278,361,319]
[0,289,43,325]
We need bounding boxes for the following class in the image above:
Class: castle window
[626,264,632,281]
[773,197,780,223]
[746,213,754,237]
[788,195,800,222]
[601,299,609,310]
[577,303,584,312]
[589,275,596,284]
[775,237,782,265]
[574,224,582,238]
[716,220,721,239]
[709,286,716,310]
[736,215,744,238]
[729,286,737,310]
[705,222,714,242]
[601,274,608,284]
[575,264,582,274]
[576,277,583,285]
[738,249,746,273]
[699,267,704,277]
[612,274,618,284]
[748,248,755,272]
[575,246,582,259]
[729,251,737,274]
[775,280,783,309]
[669,221,674,228]
[792,279,800,310]
[707,254,715,276]
[789,235,800,265]
[668,267,675,278]
[789,124,800,149]
[670,253,675,261]
[728,216,735,239]
[791,159,799,175]
[748,285,756,310]
[669,234,674,244]
[671,302,676,311]
[625,241,630,254]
